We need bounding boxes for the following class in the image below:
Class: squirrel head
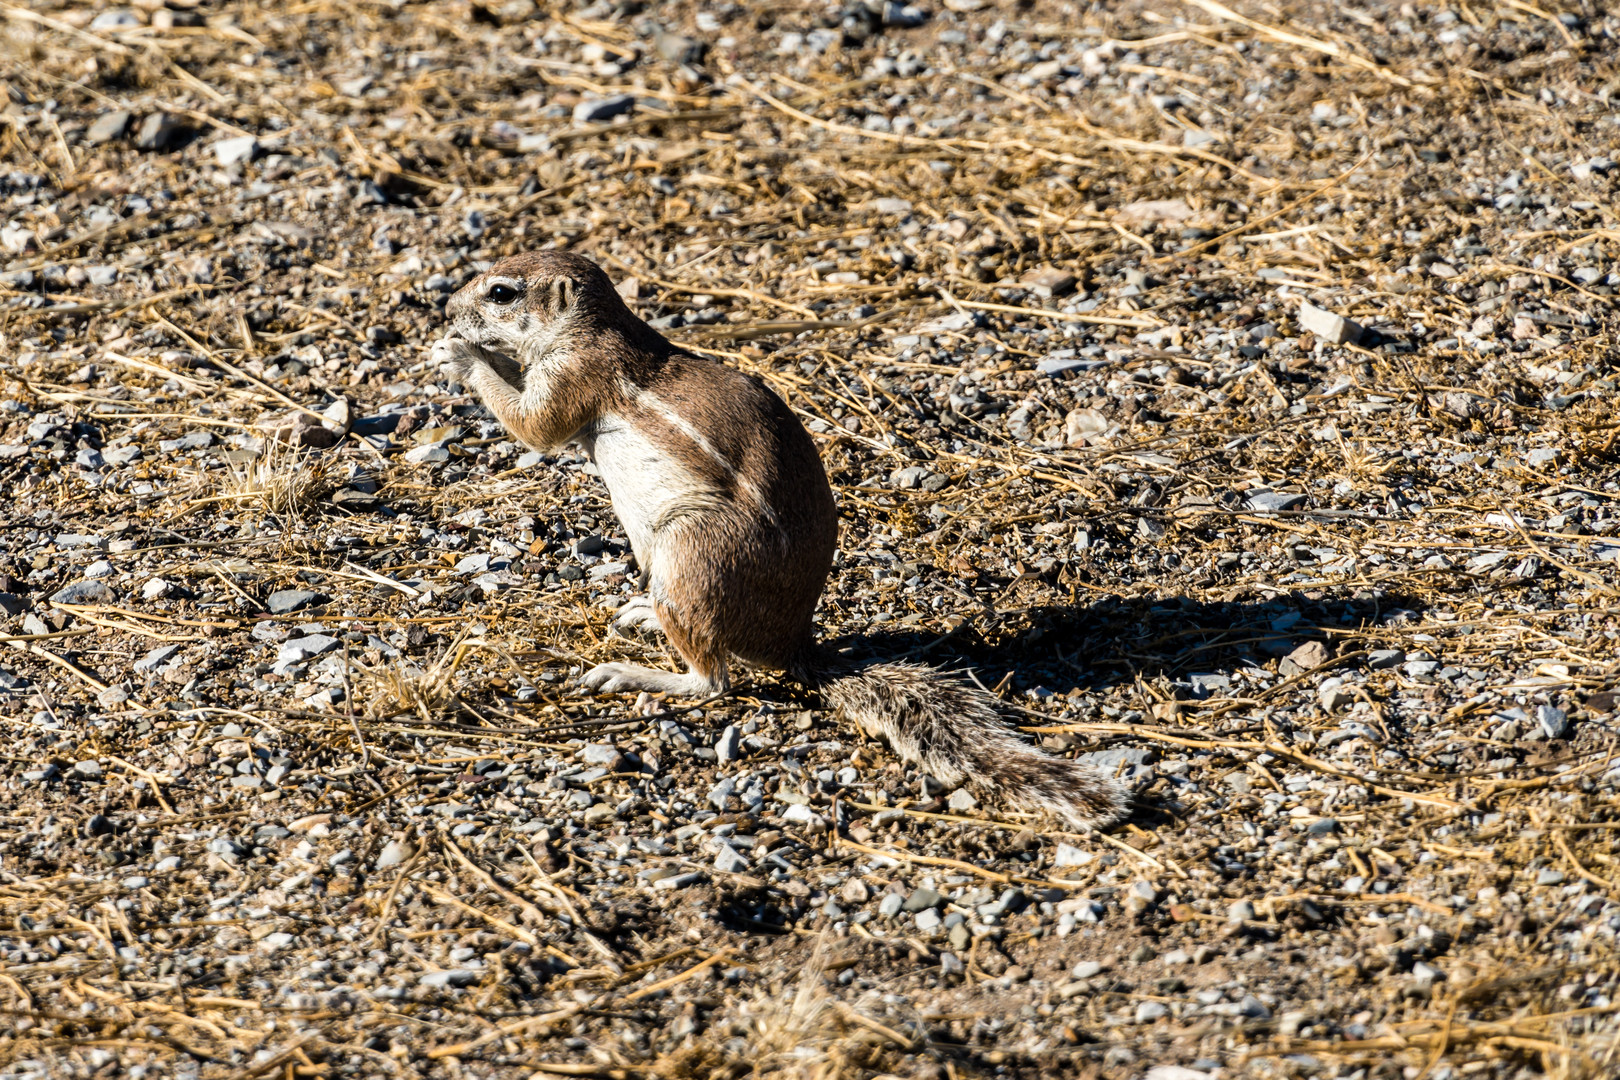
[445,251,632,364]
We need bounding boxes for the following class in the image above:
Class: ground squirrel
[431,251,1127,828]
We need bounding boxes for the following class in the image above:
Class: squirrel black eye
[486,283,519,304]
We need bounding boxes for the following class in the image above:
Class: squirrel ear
[551,278,575,316]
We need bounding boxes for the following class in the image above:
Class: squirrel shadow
[789,587,1430,830]
[821,588,1429,695]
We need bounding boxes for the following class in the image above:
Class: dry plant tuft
[354,633,471,723]
[748,946,841,1079]
[657,938,900,1080]
[216,439,341,519]
[655,1042,748,1080]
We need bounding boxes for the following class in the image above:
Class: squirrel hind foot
[579,661,727,698]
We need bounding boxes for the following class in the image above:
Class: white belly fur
[587,415,727,600]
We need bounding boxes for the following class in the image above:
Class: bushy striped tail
[797,656,1128,830]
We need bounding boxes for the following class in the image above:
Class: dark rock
[1586,691,1620,714]
[353,413,404,436]
[266,589,327,615]
[331,488,381,511]
[277,635,342,663]
[134,644,183,674]
[50,580,115,605]
[573,94,636,125]
[1246,492,1308,512]
[903,887,945,912]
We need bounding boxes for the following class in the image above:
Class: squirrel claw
[430,335,469,373]
[580,661,725,698]
[579,662,646,693]
[611,595,662,636]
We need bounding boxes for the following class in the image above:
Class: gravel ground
[3,1,1620,1077]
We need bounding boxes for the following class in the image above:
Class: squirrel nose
[444,284,471,318]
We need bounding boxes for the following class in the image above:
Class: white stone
[1053,843,1092,868]
[781,804,827,830]
[714,844,750,874]
[403,444,450,464]
[1136,1000,1168,1023]
[90,11,143,31]
[213,135,259,167]
[134,644,182,674]
[1298,301,1363,345]
[375,840,413,868]
[715,725,742,763]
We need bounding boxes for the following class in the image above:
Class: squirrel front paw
[430,335,479,381]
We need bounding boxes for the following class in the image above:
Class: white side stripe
[615,379,779,525]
